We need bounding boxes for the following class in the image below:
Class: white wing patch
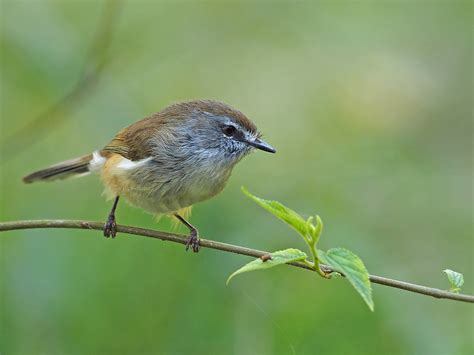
[89,151,106,172]
[88,150,152,175]
[116,156,153,171]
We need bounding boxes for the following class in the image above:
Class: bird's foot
[103,214,117,238]
[185,229,201,253]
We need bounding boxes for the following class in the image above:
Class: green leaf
[318,248,374,311]
[443,269,464,293]
[242,187,308,238]
[226,248,307,285]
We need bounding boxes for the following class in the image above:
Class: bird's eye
[223,125,237,137]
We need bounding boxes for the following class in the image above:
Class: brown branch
[1,0,122,159]
[1,219,473,304]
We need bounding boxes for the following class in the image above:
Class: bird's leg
[104,196,120,238]
[174,213,201,253]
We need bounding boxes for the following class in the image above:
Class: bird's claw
[185,229,200,253]
[103,214,117,238]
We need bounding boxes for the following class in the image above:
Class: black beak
[248,137,276,153]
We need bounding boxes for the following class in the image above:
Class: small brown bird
[23,100,276,252]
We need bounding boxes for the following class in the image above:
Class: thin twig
[1,219,472,304]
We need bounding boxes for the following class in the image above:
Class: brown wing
[101,99,255,161]
[101,114,162,161]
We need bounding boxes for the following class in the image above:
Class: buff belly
[96,152,229,216]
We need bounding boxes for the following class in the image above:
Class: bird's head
[161,100,276,164]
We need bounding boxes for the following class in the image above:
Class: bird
[23,100,276,252]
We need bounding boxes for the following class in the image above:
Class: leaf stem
[304,215,329,278]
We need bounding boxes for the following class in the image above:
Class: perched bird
[23,100,276,252]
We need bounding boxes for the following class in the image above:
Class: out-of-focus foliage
[1,1,472,354]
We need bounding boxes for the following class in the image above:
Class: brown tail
[23,154,93,184]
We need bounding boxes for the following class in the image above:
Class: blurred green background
[1,1,472,354]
